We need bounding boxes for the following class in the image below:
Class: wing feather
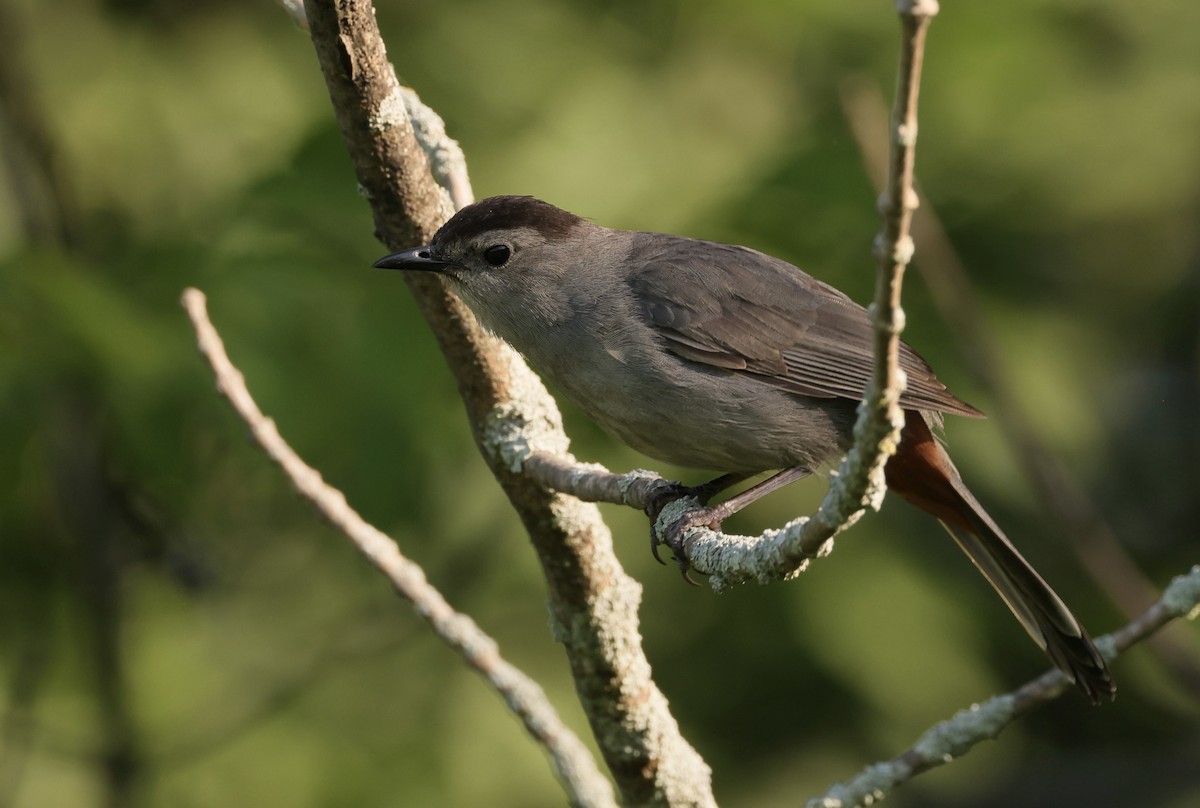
[629,234,983,418]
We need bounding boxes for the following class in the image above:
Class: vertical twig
[807,0,944,552]
[873,0,938,375]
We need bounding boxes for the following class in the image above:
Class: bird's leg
[655,466,813,583]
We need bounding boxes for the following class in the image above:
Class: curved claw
[663,509,724,586]
[649,531,668,565]
[646,483,689,567]
[675,541,706,586]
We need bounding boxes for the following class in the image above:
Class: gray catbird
[374,195,1114,703]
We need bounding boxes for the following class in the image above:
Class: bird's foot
[645,483,687,565]
[646,487,725,585]
[663,507,726,586]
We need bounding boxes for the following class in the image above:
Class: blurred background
[1,0,1197,805]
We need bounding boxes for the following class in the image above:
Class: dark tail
[885,414,1115,704]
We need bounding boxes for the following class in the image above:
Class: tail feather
[887,413,1115,704]
[939,500,1114,704]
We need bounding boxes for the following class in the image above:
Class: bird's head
[373,196,598,326]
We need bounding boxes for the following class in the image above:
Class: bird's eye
[483,244,511,267]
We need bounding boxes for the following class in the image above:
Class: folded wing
[630,235,983,418]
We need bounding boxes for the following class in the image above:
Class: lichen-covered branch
[808,565,1200,808]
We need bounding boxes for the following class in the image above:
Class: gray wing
[629,234,983,418]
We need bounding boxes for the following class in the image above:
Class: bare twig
[808,565,1200,808]
[770,0,939,576]
[181,288,615,808]
[300,0,715,803]
[521,454,675,510]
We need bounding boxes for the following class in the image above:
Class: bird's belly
[542,349,854,474]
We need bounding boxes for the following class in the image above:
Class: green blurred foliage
[1,0,1197,806]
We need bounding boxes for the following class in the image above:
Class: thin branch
[808,565,1200,808]
[181,289,615,808]
[770,0,940,576]
[301,0,716,802]
[399,86,474,211]
[513,449,850,589]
